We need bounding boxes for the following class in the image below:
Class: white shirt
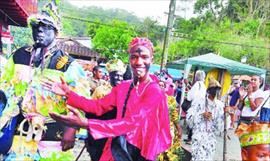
[187,81,206,102]
[241,89,264,117]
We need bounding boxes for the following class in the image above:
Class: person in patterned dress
[186,77,224,161]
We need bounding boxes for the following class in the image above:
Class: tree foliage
[92,20,136,63]
[169,0,269,71]
[10,26,33,52]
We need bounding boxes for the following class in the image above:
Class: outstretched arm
[43,77,117,115]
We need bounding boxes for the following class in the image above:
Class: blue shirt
[229,88,240,106]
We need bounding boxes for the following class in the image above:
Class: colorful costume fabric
[158,96,181,161]
[186,97,224,161]
[85,59,125,161]
[236,122,270,147]
[86,83,117,161]
[66,75,172,160]
[0,45,89,160]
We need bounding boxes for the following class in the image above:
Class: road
[181,127,242,161]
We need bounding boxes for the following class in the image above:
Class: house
[57,37,102,71]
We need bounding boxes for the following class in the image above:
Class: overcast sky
[68,0,196,25]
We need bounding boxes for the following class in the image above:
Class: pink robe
[67,76,171,160]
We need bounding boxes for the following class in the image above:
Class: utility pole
[160,0,176,72]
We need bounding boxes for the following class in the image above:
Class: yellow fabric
[92,84,112,99]
[235,122,270,147]
[205,68,231,96]
[158,96,181,161]
[10,135,38,156]
[106,59,126,74]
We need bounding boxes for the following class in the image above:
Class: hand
[239,87,246,98]
[247,84,253,94]
[42,77,70,96]
[224,106,234,114]
[61,128,76,151]
[224,106,232,112]
[202,111,212,121]
[49,107,88,129]
[184,79,188,85]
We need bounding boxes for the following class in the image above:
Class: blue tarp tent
[150,64,182,79]
[167,53,266,75]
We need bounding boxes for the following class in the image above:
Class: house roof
[0,0,37,26]
[56,37,100,60]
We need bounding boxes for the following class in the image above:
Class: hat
[106,59,126,74]
[28,0,61,31]
[235,122,270,147]
[128,37,154,54]
[208,77,221,89]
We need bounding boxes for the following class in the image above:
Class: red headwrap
[128,37,154,54]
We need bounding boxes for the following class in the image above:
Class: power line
[172,32,270,49]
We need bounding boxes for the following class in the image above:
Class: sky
[68,0,196,25]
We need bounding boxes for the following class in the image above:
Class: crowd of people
[0,1,269,161]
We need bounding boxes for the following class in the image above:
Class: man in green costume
[0,0,89,160]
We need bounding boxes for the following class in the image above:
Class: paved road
[214,129,242,161]
[74,127,242,161]
[181,121,242,161]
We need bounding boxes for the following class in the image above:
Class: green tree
[92,20,137,63]
[85,19,101,39]
[135,17,165,46]
[10,26,33,52]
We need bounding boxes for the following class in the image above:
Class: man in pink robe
[45,37,172,161]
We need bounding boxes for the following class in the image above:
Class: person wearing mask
[43,37,172,161]
[184,70,207,144]
[0,1,89,160]
[186,77,224,161]
[86,59,126,161]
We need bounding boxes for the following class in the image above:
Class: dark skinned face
[129,46,153,82]
[242,144,270,161]
[32,22,56,48]
[207,87,221,99]
[109,71,123,87]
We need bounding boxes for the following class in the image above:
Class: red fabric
[128,37,154,54]
[66,76,172,160]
